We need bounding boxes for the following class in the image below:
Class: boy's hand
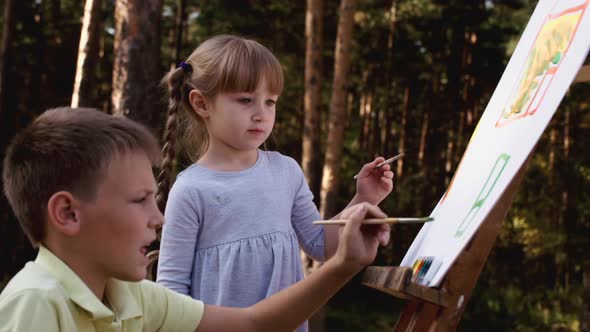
[333,203,390,275]
[355,157,394,205]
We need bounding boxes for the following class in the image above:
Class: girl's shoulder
[260,150,301,171]
[170,164,216,192]
[175,163,204,181]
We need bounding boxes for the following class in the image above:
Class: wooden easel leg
[393,301,419,331]
[394,301,443,332]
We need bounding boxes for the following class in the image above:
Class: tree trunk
[386,0,397,68]
[319,0,356,218]
[418,107,430,168]
[359,69,371,152]
[456,113,468,162]
[304,0,327,312]
[71,0,102,108]
[561,106,577,291]
[384,0,398,157]
[365,92,374,153]
[396,84,409,178]
[444,117,455,186]
[549,126,557,170]
[0,0,39,288]
[0,0,16,285]
[0,0,15,118]
[172,0,187,66]
[372,91,382,155]
[583,259,590,331]
[112,0,165,137]
[383,95,394,157]
[302,0,323,202]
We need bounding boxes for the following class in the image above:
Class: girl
[156,35,394,332]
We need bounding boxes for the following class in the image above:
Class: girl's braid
[156,64,192,215]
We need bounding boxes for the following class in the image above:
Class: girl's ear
[47,191,81,236]
[189,89,210,119]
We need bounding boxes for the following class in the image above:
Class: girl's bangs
[218,42,283,94]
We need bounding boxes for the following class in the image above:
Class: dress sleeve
[288,159,325,262]
[156,180,201,295]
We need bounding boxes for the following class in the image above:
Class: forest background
[0,0,589,331]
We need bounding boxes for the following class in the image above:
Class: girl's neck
[197,146,259,172]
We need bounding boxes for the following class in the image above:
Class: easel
[361,61,590,332]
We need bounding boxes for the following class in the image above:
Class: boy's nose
[150,209,165,229]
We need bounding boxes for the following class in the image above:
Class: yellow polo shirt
[0,246,203,331]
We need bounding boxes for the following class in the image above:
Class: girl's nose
[252,104,265,122]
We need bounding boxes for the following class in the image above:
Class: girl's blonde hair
[157,35,284,211]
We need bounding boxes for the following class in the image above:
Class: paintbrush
[313,216,434,225]
[353,152,406,179]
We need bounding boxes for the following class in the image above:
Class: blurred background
[0,0,589,331]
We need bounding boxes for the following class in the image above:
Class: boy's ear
[189,89,210,119]
[47,191,81,236]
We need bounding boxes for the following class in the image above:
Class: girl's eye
[238,97,253,104]
[265,99,277,106]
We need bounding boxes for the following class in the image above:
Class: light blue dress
[156,150,324,332]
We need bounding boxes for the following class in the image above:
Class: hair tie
[179,61,192,73]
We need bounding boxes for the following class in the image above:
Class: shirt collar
[35,245,142,321]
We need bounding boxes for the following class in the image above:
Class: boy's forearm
[247,257,355,332]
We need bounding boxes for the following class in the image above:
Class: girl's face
[205,76,278,154]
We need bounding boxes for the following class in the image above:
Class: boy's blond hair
[2,107,161,246]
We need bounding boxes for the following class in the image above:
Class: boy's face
[76,150,163,282]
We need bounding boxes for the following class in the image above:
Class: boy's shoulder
[0,261,62,301]
[0,262,201,331]
[0,247,204,331]
[0,261,67,327]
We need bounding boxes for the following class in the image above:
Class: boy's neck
[43,241,109,301]
[198,146,259,172]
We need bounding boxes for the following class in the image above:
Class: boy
[0,107,390,331]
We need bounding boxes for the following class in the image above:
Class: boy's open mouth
[141,239,156,256]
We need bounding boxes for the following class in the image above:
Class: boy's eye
[132,196,147,203]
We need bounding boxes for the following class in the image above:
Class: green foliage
[464,272,583,331]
